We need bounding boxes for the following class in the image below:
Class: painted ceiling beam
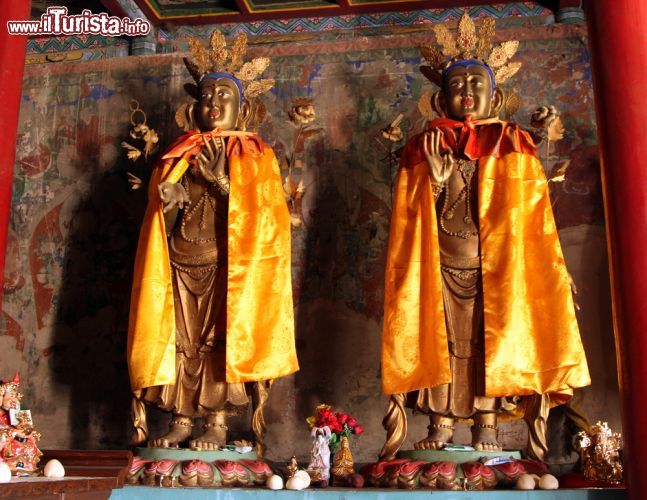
[234,0,253,16]
[121,0,557,26]
[102,0,152,27]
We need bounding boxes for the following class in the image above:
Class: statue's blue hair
[200,72,244,105]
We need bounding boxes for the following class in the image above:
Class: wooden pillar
[0,1,31,303]
[586,1,647,497]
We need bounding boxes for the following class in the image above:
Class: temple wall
[1,10,618,465]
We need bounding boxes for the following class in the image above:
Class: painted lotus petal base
[361,450,548,490]
[127,448,273,488]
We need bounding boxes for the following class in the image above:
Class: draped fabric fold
[128,132,298,391]
[382,160,451,396]
[382,121,590,402]
[161,129,263,161]
[400,117,537,167]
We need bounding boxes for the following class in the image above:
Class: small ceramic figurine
[286,456,299,479]
[0,374,42,475]
[577,421,623,484]
[331,436,354,484]
[1,423,42,475]
[306,426,331,483]
[0,373,21,427]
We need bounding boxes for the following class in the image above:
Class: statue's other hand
[196,136,229,194]
[423,130,453,185]
[530,105,558,130]
[196,136,226,174]
[158,181,190,213]
[127,172,143,191]
[530,105,565,143]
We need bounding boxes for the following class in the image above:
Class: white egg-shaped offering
[294,470,311,486]
[515,473,536,490]
[285,477,304,490]
[0,462,11,483]
[538,474,559,490]
[286,470,311,491]
[266,474,284,490]
[44,459,66,478]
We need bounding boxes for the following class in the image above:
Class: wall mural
[2,17,617,464]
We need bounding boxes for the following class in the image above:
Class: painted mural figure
[127,30,298,452]
[380,13,590,460]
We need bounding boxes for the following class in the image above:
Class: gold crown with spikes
[420,11,521,87]
[183,30,274,99]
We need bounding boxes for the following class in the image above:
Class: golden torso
[170,167,228,262]
[436,158,479,261]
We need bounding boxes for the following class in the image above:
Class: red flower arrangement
[307,404,363,453]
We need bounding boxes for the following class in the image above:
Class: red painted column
[0,1,30,304]
[586,1,647,497]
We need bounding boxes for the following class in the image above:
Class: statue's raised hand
[423,130,454,185]
[196,136,230,194]
[158,182,190,214]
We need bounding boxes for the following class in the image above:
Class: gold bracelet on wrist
[215,175,230,195]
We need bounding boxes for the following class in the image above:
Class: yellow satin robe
[127,133,299,391]
[382,126,590,403]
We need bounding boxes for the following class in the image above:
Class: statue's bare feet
[472,413,502,451]
[150,415,193,448]
[190,412,227,451]
[414,415,455,450]
[190,428,226,450]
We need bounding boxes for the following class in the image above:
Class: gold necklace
[439,159,479,239]
[179,175,219,244]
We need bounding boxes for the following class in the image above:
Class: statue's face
[1,391,18,411]
[442,64,493,120]
[195,77,241,131]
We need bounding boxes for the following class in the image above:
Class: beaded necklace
[438,159,479,240]
[178,173,222,245]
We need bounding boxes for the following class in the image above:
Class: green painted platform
[398,449,522,462]
[111,486,626,499]
[134,446,257,462]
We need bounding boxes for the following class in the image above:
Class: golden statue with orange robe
[380,13,590,460]
[127,30,298,453]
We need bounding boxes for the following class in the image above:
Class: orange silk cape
[382,118,590,402]
[128,130,299,392]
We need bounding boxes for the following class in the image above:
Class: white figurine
[306,426,331,482]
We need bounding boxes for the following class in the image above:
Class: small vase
[331,436,354,485]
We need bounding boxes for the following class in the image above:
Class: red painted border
[586,0,647,498]
[0,0,30,303]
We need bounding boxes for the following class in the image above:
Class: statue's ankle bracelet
[471,423,497,430]
[429,423,455,431]
[170,418,194,428]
